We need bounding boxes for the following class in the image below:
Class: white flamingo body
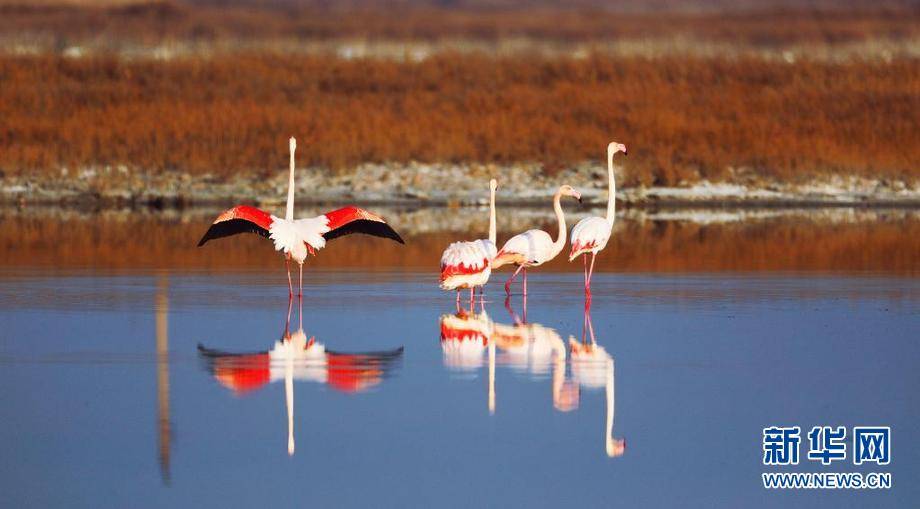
[492,185,581,295]
[569,217,612,260]
[440,179,498,295]
[440,239,496,290]
[268,215,329,264]
[569,141,626,294]
[495,229,555,267]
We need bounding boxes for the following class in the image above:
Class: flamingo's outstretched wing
[322,206,404,244]
[197,206,273,247]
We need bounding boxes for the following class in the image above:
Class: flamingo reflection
[491,299,576,413]
[199,306,403,455]
[155,274,172,484]
[438,300,624,457]
[439,309,496,412]
[569,305,625,457]
[438,299,574,415]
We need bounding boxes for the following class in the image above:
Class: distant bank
[3,164,917,209]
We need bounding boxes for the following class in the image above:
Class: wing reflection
[199,307,403,455]
[438,299,624,457]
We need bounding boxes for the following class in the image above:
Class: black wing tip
[390,226,406,245]
[197,219,270,247]
[323,219,406,245]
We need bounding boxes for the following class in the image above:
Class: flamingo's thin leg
[587,253,596,297]
[469,287,474,311]
[505,265,524,295]
[455,291,461,314]
[583,254,588,290]
[286,258,294,298]
[522,268,528,296]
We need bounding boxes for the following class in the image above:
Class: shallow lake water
[0,209,918,507]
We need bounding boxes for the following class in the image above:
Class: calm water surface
[0,217,918,507]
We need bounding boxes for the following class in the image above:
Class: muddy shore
[3,163,918,209]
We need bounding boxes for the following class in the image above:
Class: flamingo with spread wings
[198,137,404,300]
[569,141,626,296]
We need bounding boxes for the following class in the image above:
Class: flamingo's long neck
[285,137,296,221]
[488,185,497,245]
[606,146,617,224]
[550,190,568,259]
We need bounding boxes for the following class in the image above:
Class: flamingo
[491,184,582,296]
[439,179,498,308]
[569,141,627,296]
[197,137,404,305]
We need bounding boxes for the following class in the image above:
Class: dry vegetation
[0,54,917,185]
[1,212,917,274]
[1,2,918,47]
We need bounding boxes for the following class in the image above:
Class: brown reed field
[1,53,917,186]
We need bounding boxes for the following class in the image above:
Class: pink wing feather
[197,205,273,247]
[322,206,404,244]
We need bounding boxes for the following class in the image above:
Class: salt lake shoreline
[3,163,918,209]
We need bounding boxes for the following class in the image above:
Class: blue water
[0,270,917,507]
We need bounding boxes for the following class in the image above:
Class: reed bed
[1,53,917,185]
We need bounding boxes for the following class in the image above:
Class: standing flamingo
[569,141,626,296]
[198,137,404,304]
[491,185,582,295]
[439,179,498,308]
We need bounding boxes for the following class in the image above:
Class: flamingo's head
[558,184,582,203]
[607,141,627,157]
[489,178,498,191]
